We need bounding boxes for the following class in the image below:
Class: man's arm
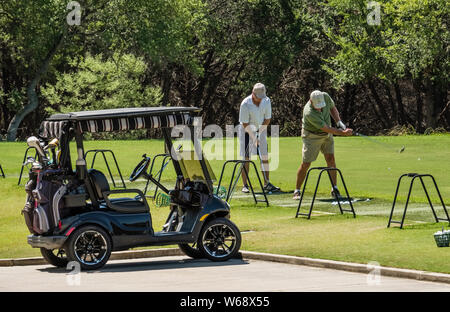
[330,106,340,123]
[242,122,258,140]
[330,106,347,130]
[320,125,353,136]
[260,118,270,133]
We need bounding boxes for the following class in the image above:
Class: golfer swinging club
[239,83,280,193]
[293,90,353,200]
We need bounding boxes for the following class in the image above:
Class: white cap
[252,83,267,99]
[310,90,326,109]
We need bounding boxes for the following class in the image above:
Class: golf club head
[23,156,36,167]
[47,138,59,149]
[27,136,46,157]
[31,161,43,171]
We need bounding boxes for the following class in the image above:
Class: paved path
[1,256,449,292]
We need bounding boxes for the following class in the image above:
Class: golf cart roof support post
[74,127,99,208]
[190,125,213,194]
[59,123,73,172]
[74,129,86,179]
[162,127,183,178]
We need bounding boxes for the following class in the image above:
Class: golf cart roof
[40,106,200,140]
[46,106,201,121]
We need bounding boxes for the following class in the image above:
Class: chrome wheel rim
[202,224,237,258]
[74,230,108,266]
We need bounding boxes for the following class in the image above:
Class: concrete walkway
[1,256,450,292]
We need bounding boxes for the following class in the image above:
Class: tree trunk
[413,80,424,133]
[384,83,397,124]
[6,33,65,141]
[394,83,408,125]
[423,79,437,129]
[160,67,172,107]
[368,81,391,129]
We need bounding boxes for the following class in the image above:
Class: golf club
[27,136,48,162]
[354,132,405,153]
[46,138,59,166]
[228,134,254,200]
[256,134,272,193]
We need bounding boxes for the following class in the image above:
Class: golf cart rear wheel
[40,248,68,268]
[66,225,112,270]
[198,218,241,262]
[178,243,204,259]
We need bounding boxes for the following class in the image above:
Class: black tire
[178,243,204,259]
[65,225,112,270]
[198,217,241,262]
[40,248,68,268]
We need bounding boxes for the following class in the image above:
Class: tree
[42,53,162,113]
[0,0,205,140]
[323,0,449,131]
[0,0,68,140]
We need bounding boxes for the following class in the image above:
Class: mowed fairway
[0,134,449,273]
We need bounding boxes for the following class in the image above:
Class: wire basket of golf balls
[155,192,171,207]
[433,229,450,247]
[213,186,227,200]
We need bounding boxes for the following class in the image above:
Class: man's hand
[342,128,353,136]
[320,125,353,136]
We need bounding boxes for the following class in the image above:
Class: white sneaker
[293,190,301,200]
[242,185,250,193]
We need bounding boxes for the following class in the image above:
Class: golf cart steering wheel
[129,154,151,182]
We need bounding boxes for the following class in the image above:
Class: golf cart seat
[88,169,149,213]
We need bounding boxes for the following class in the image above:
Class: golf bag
[22,170,66,235]
[22,179,36,234]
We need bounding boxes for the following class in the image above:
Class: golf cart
[23,107,241,270]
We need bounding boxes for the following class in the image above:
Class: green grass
[0,134,450,273]
[234,203,450,273]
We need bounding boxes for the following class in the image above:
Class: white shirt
[238,95,271,157]
[239,95,272,128]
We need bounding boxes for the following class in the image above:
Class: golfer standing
[293,90,353,200]
[239,83,280,193]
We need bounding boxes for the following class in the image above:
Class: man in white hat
[239,83,280,193]
[293,90,353,200]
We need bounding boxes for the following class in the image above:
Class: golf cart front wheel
[178,243,204,259]
[198,218,241,262]
[66,225,112,270]
[40,248,68,268]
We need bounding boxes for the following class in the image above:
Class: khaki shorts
[301,129,334,163]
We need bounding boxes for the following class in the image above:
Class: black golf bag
[22,170,66,235]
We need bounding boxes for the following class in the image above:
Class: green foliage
[199,0,317,90]
[324,0,449,86]
[1,0,449,138]
[42,53,162,114]
[380,0,449,82]
[89,0,207,75]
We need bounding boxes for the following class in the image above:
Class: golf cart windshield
[176,149,216,183]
